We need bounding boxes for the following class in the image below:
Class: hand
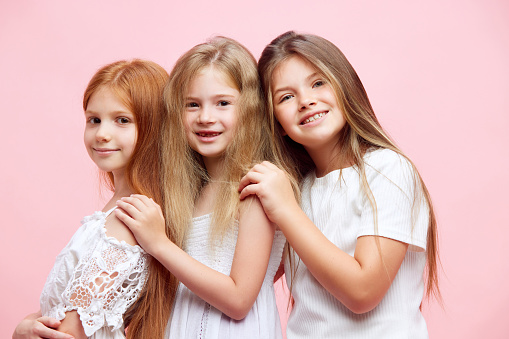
[13,313,74,339]
[115,194,168,255]
[238,161,299,225]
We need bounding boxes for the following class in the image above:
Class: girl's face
[84,86,137,177]
[271,56,346,156]
[184,66,239,164]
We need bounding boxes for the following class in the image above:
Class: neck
[203,156,226,182]
[305,143,351,178]
[111,170,135,199]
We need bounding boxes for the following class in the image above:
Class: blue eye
[279,94,293,103]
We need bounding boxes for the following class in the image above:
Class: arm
[59,213,147,336]
[115,195,275,320]
[56,311,87,339]
[238,161,408,314]
[12,311,74,339]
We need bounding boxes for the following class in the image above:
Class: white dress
[285,149,429,338]
[167,214,285,339]
[40,208,150,338]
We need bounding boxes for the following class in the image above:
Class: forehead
[271,56,319,88]
[188,66,239,93]
[86,86,133,114]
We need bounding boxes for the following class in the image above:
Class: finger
[34,322,74,339]
[239,182,260,200]
[114,207,137,228]
[130,194,155,206]
[116,199,144,219]
[37,316,61,329]
[238,171,264,192]
[261,160,278,169]
[132,195,162,213]
[118,196,147,210]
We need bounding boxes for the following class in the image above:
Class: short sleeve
[358,149,429,252]
[62,236,149,337]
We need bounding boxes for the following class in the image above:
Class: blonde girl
[13,60,175,339]
[115,37,294,338]
[239,31,440,338]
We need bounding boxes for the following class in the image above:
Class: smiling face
[271,56,346,159]
[84,86,137,177]
[184,66,239,166]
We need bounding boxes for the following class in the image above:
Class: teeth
[303,112,326,124]
[198,132,220,137]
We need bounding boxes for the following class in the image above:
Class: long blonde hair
[161,36,297,245]
[83,60,176,339]
[258,31,440,302]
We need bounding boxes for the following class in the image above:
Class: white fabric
[40,208,150,338]
[168,213,285,339]
[285,148,429,339]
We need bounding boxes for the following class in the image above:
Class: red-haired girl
[14,60,175,339]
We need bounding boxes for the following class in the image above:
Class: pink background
[1,1,508,338]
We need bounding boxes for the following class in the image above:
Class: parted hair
[83,59,176,339]
[258,31,440,303]
[161,36,297,246]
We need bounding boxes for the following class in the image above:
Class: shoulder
[238,196,273,229]
[361,148,423,204]
[103,212,139,247]
[238,195,265,218]
[364,148,415,182]
[364,148,411,169]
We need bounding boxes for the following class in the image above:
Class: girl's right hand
[12,312,74,339]
[238,161,299,225]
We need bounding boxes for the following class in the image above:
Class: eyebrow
[273,72,319,96]
[84,109,133,116]
[185,94,237,101]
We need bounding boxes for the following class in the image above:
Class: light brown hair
[258,31,440,303]
[161,36,297,247]
[83,59,176,339]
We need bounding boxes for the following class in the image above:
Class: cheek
[83,129,93,146]
[227,110,238,130]
[274,108,290,128]
[183,113,194,133]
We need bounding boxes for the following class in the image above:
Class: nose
[197,106,216,124]
[96,123,112,142]
[298,93,316,111]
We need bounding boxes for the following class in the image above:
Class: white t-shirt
[285,148,429,339]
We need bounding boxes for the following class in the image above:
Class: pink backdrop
[2,1,508,338]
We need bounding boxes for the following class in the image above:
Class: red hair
[83,59,176,339]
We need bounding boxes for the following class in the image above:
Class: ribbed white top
[285,148,429,338]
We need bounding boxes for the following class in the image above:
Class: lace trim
[62,240,149,336]
[82,210,146,253]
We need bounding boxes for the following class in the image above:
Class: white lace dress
[40,208,150,338]
[167,214,285,339]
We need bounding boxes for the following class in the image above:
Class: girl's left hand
[115,194,167,255]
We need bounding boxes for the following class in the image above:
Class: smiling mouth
[94,148,119,154]
[197,132,221,137]
[301,112,327,125]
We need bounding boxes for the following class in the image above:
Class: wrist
[273,199,303,232]
[148,236,173,260]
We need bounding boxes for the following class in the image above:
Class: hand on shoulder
[238,161,299,225]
